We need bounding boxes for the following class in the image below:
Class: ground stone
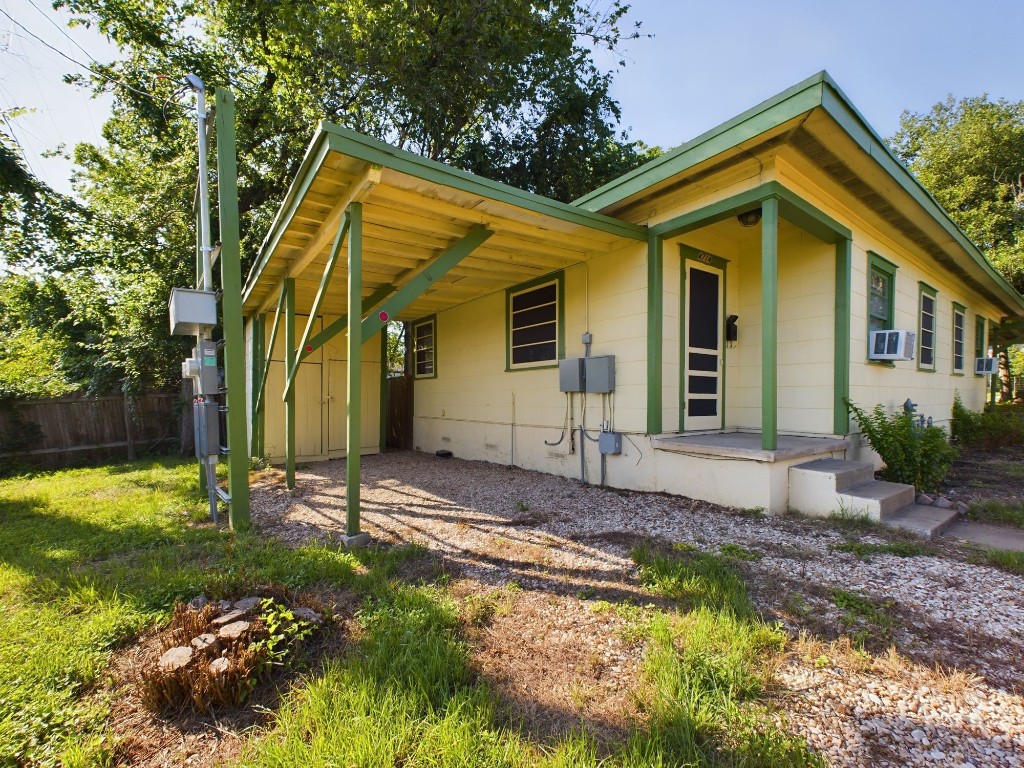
[158,646,193,672]
[217,600,233,612]
[293,607,322,624]
[191,633,216,651]
[209,657,230,675]
[932,496,954,509]
[216,621,251,641]
[189,595,208,610]
[211,609,246,626]
[916,493,934,505]
[234,596,262,612]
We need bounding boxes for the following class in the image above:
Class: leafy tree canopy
[890,95,1024,293]
[0,0,655,397]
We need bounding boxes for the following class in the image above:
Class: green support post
[251,313,265,457]
[646,233,664,435]
[346,202,363,536]
[284,277,296,488]
[761,197,779,451]
[215,88,250,529]
[379,328,388,452]
[833,238,852,435]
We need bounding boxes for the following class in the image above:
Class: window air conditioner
[869,329,916,361]
[975,357,998,375]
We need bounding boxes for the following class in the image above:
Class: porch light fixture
[737,208,763,227]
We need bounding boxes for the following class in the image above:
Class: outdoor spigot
[903,398,917,415]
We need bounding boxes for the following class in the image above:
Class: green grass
[829,589,899,648]
[976,548,1024,576]
[967,501,1024,529]
[833,541,933,561]
[0,458,418,766]
[2,459,824,768]
[629,543,823,766]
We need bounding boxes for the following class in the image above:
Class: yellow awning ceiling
[243,124,646,321]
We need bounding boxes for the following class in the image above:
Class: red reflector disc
[305,344,313,352]
[378,311,389,322]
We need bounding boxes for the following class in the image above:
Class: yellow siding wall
[646,165,836,437]
[259,312,382,463]
[413,241,647,480]
[775,155,1000,437]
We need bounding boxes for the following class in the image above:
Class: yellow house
[242,72,1024,538]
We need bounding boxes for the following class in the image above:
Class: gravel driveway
[250,450,1024,767]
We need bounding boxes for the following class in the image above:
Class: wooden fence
[0,391,184,469]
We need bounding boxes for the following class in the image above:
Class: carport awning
[242,122,647,320]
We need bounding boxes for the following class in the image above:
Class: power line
[0,7,182,111]
[24,0,97,64]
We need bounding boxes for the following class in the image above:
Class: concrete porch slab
[652,431,850,463]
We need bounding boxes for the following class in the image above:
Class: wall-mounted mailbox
[558,355,616,393]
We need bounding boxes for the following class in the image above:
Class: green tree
[890,95,1024,292]
[7,0,654,395]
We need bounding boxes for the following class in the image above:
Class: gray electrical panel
[182,341,219,396]
[558,355,615,393]
[584,355,615,393]
[599,431,622,455]
[559,358,584,392]
[193,400,220,459]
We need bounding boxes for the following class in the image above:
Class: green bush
[951,393,1024,450]
[846,400,957,493]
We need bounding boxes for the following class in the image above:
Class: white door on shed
[327,359,379,453]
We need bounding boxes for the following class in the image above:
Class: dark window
[869,270,891,334]
[510,280,559,367]
[414,318,435,378]
[688,399,717,417]
[688,268,719,350]
[919,286,936,369]
[953,306,965,373]
[867,252,898,362]
[688,375,717,395]
[689,353,718,372]
[975,315,986,375]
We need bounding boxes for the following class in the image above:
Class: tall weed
[846,400,957,492]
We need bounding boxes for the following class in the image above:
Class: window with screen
[507,274,562,369]
[975,315,987,376]
[867,252,897,361]
[952,303,966,374]
[413,317,436,378]
[918,283,937,370]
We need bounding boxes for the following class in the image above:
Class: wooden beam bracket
[283,211,349,400]
[360,226,493,341]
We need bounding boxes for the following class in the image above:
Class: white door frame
[681,246,728,432]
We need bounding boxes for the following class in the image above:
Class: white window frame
[507,275,562,370]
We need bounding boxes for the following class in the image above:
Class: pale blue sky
[3,0,1024,196]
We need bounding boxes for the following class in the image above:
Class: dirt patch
[246,451,1024,767]
[102,590,359,768]
[942,444,1024,508]
[452,580,647,748]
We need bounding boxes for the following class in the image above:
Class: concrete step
[884,504,960,540]
[788,459,877,517]
[840,480,917,521]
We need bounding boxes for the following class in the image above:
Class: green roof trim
[245,123,646,304]
[573,70,1024,315]
[323,123,646,243]
[573,71,830,211]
